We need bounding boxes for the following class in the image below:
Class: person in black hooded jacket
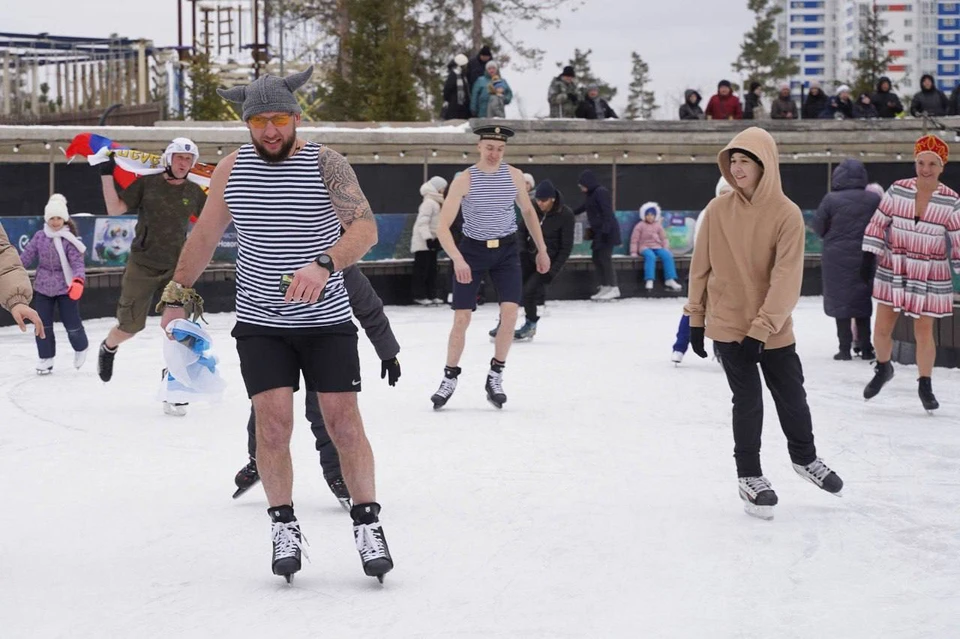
[910,74,948,117]
[679,90,704,120]
[801,83,829,119]
[871,76,903,118]
[575,170,622,300]
[441,55,472,120]
[467,45,493,90]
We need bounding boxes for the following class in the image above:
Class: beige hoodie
[683,127,805,349]
[0,224,33,312]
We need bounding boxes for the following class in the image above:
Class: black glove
[426,238,441,251]
[690,326,708,359]
[859,252,876,284]
[98,153,116,176]
[381,357,401,387]
[739,336,765,364]
[568,93,578,103]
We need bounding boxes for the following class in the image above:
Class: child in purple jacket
[19,194,89,374]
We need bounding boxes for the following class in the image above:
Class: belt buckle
[486,239,500,249]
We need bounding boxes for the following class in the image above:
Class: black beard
[252,134,296,164]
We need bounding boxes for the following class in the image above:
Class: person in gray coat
[234,264,401,507]
[812,159,882,361]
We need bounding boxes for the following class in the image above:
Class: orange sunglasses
[247,114,294,128]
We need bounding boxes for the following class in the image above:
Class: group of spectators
[680,74,960,121]
[441,46,617,121]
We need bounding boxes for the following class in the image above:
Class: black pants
[835,317,872,352]
[521,251,546,322]
[246,391,342,483]
[591,246,617,287]
[715,342,818,478]
[411,249,438,300]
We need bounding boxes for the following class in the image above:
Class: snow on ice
[1,297,958,638]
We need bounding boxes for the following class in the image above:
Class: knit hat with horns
[217,66,314,121]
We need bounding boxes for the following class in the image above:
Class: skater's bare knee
[253,387,294,448]
[499,303,519,322]
[318,392,365,448]
[451,310,472,332]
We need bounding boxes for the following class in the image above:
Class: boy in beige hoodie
[684,127,844,520]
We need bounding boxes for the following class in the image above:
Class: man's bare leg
[318,392,374,504]
[446,309,472,367]
[252,387,296,506]
[104,326,136,349]
[493,302,519,362]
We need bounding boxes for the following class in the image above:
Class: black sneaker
[864,360,894,399]
[97,341,117,382]
[833,350,852,361]
[328,476,352,511]
[351,502,393,583]
[233,458,260,499]
[918,377,939,412]
[269,505,306,583]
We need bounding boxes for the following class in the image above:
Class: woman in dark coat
[812,159,882,360]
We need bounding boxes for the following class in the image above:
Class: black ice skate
[351,502,393,583]
[859,346,876,362]
[97,341,117,382]
[485,359,507,409]
[918,377,939,413]
[488,320,500,340]
[792,458,843,496]
[328,476,352,511]
[863,360,894,399]
[431,366,461,409]
[738,476,778,520]
[233,458,260,499]
[513,319,537,341]
[269,505,307,583]
[833,350,852,361]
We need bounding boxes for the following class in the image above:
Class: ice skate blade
[284,574,294,584]
[232,478,261,499]
[486,395,504,409]
[338,497,352,512]
[36,369,52,376]
[742,502,775,520]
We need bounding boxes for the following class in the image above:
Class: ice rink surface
[1,297,958,638]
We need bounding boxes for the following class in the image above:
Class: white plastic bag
[157,319,226,404]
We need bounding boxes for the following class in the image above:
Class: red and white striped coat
[862,178,960,318]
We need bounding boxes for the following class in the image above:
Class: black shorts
[232,322,360,398]
[451,235,522,310]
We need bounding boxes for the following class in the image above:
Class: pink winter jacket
[629,220,668,255]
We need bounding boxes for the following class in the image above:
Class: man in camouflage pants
[95,137,207,389]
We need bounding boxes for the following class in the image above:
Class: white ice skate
[738,476,778,520]
[589,286,609,301]
[644,280,654,291]
[664,279,683,292]
[163,402,188,417]
[36,358,53,375]
[413,298,433,306]
[74,349,87,370]
[595,286,621,302]
[671,350,684,365]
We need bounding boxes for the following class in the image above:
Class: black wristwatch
[315,253,335,274]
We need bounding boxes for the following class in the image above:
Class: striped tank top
[460,163,518,240]
[223,142,352,328]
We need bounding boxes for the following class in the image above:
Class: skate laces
[740,476,772,496]
[487,370,504,395]
[272,521,310,562]
[354,522,387,561]
[798,459,832,482]
[436,377,457,398]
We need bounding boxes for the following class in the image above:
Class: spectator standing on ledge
[770,84,797,119]
[811,158,881,362]
[705,80,743,120]
[441,54,472,120]
[801,82,828,120]
[743,81,765,120]
[853,93,878,119]
[576,84,618,120]
[467,45,493,89]
[679,90,704,120]
[548,66,580,118]
[910,74,948,117]
[576,169,622,301]
[472,60,512,118]
[872,77,903,118]
[821,85,854,119]
[18,194,89,374]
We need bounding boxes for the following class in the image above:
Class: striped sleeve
[862,188,894,255]
[949,198,960,273]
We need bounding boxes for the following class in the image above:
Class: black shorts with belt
[451,234,522,310]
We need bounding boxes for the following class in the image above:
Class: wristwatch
[315,253,335,274]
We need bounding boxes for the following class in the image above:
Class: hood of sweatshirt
[718,127,786,208]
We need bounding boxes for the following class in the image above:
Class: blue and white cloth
[158,319,226,404]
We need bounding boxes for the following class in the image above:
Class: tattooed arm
[319,146,378,270]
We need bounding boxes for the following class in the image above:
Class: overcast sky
[4,1,754,120]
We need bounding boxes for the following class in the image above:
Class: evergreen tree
[323,0,420,121]
[732,0,799,89]
[851,2,895,97]
[559,48,617,100]
[625,51,657,120]
[186,52,233,121]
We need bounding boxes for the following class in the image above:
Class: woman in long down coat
[861,135,960,411]
[812,159,881,361]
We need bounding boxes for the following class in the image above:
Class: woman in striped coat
[861,135,960,410]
